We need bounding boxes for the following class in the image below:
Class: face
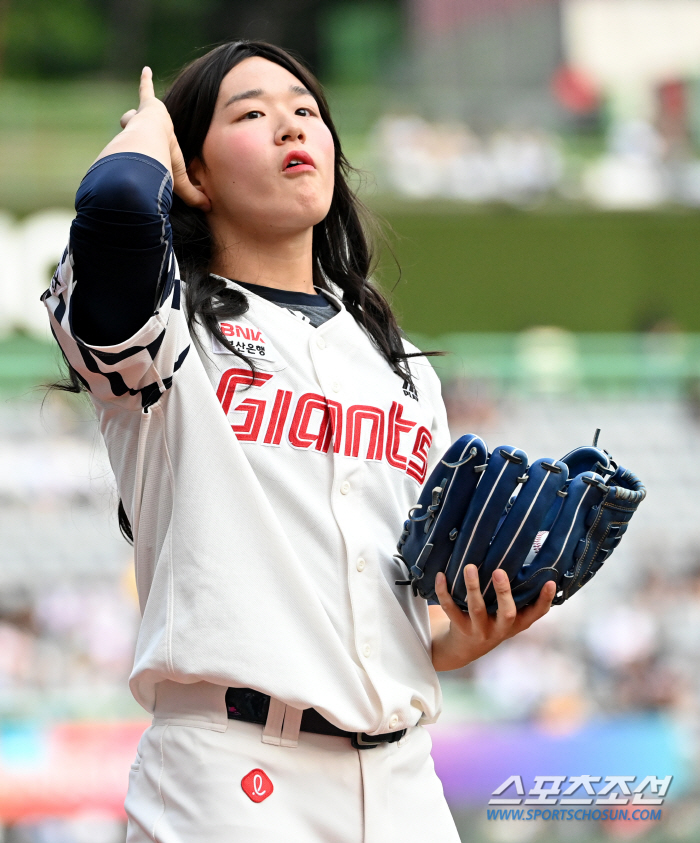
[189,56,336,238]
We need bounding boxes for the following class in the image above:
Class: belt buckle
[351,730,406,750]
[351,732,381,750]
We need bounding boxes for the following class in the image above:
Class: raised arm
[43,69,207,408]
[69,68,209,347]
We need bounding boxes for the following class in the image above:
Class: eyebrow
[224,84,314,108]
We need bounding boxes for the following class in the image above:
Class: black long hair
[53,40,437,544]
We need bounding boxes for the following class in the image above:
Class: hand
[429,564,556,672]
[119,67,210,210]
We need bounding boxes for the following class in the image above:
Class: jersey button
[363,644,371,658]
[316,336,326,350]
[389,714,399,729]
[340,481,350,495]
[356,557,366,572]
[332,381,341,392]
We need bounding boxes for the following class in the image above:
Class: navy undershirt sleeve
[69,152,173,346]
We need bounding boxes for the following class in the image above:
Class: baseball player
[43,41,555,842]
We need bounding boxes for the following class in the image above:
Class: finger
[530,579,556,615]
[510,580,556,634]
[463,563,488,632]
[139,66,155,106]
[541,579,556,605]
[435,572,470,629]
[120,109,137,129]
[519,582,557,629]
[492,567,517,629]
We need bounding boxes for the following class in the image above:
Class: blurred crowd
[582,118,700,210]
[0,579,138,705]
[2,375,700,840]
[0,395,138,722]
[371,116,563,204]
[372,114,700,209]
[3,816,126,843]
[464,564,700,728]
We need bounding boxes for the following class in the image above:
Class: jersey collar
[209,273,347,316]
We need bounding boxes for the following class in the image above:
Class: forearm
[429,605,456,672]
[93,68,174,175]
[70,153,173,346]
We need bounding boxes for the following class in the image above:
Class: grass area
[376,208,700,334]
[0,333,63,396]
[0,80,135,214]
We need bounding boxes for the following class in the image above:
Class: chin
[283,195,332,230]
[227,189,332,235]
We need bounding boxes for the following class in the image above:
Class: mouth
[282,150,316,173]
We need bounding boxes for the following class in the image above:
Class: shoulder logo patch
[241,768,274,803]
[213,322,275,361]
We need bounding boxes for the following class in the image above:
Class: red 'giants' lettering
[406,425,432,484]
[216,368,273,415]
[263,389,293,446]
[386,401,417,470]
[345,405,384,461]
[326,400,343,453]
[231,399,267,442]
[215,373,431,484]
[288,393,342,453]
[288,393,331,451]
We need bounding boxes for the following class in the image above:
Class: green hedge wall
[376,210,700,335]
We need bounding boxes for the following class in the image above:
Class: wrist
[431,618,492,671]
[430,620,463,671]
[99,111,174,174]
[124,108,173,140]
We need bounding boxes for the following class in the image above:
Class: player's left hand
[429,564,555,671]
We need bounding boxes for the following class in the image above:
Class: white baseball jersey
[44,250,451,736]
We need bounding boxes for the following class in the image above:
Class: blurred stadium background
[2,1,700,841]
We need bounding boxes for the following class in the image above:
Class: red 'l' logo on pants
[241,768,274,803]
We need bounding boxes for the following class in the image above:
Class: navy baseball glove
[396,431,646,613]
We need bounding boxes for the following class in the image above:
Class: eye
[242,110,263,120]
[295,107,315,117]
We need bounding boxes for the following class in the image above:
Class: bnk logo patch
[241,768,274,803]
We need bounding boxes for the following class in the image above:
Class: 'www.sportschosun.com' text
[487,808,662,822]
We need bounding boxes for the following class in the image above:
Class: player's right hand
[120,67,210,211]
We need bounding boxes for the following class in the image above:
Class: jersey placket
[308,316,393,730]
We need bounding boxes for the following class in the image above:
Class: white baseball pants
[125,680,460,843]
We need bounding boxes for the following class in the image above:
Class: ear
[186,157,212,211]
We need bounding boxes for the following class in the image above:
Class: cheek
[204,127,272,191]
[315,126,336,192]
[318,126,335,163]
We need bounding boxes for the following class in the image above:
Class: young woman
[43,41,555,843]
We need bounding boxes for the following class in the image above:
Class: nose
[275,121,306,145]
